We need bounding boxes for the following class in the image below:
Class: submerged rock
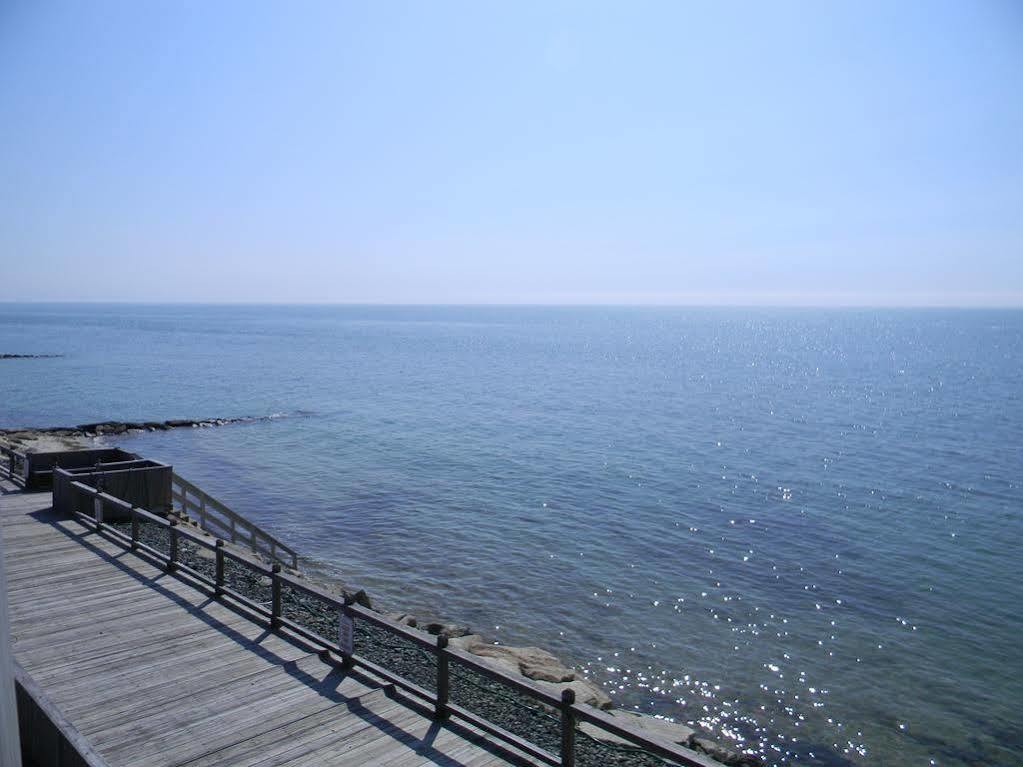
[579,711,760,766]
[580,709,696,747]
[691,735,762,766]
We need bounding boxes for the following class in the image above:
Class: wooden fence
[171,473,298,569]
[0,445,25,487]
[66,479,720,767]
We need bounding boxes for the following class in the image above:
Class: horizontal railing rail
[0,444,26,487]
[171,472,298,569]
[65,479,722,767]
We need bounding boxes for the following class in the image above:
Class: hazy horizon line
[2,298,1023,310]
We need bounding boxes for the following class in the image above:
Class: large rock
[422,621,471,638]
[446,633,482,651]
[385,612,418,627]
[455,638,576,683]
[691,735,762,766]
[349,589,372,609]
[77,422,128,435]
[579,712,760,766]
[580,709,696,747]
[534,678,613,710]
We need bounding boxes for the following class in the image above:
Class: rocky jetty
[76,416,273,436]
[0,353,63,359]
[0,415,287,451]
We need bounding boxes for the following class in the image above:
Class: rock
[457,639,576,683]
[580,710,696,748]
[468,651,522,677]
[77,422,128,435]
[164,419,195,427]
[257,576,272,587]
[385,612,417,627]
[350,589,372,609]
[534,678,613,710]
[423,621,471,638]
[446,633,482,651]
[691,735,761,766]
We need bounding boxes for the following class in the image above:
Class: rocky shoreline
[108,520,757,767]
[0,416,286,452]
[2,418,757,765]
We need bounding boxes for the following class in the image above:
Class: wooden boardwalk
[0,482,537,767]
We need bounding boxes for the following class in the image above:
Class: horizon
[2,2,1021,305]
[3,298,1023,310]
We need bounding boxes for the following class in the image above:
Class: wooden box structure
[52,454,172,521]
[22,447,137,490]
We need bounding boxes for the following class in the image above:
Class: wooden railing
[66,479,722,767]
[0,444,25,487]
[171,473,298,569]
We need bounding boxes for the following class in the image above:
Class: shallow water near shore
[2,303,1021,766]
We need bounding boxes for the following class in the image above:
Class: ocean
[1,303,1020,766]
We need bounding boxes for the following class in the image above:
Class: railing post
[168,519,179,572]
[214,540,225,597]
[340,594,355,669]
[270,563,282,629]
[130,507,139,550]
[560,688,576,767]
[94,474,104,530]
[199,495,207,528]
[435,635,450,720]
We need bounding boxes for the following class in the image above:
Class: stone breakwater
[0,353,64,359]
[0,416,287,451]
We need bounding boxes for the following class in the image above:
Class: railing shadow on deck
[18,502,540,767]
[40,480,725,767]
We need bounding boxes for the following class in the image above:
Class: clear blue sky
[2,1,1021,305]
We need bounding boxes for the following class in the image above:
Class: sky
[1,1,1021,305]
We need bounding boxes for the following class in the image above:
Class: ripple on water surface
[3,305,1022,767]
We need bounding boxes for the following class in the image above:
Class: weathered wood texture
[0,483,536,767]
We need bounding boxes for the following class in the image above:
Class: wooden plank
[93,660,386,764]
[176,689,412,767]
[0,489,550,767]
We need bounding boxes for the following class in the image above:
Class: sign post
[338,609,354,658]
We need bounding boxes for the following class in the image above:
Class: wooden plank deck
[0,482,538,767]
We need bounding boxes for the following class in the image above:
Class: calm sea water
[1,304,1020,766]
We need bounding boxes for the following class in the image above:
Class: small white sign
[338,611,354,656]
